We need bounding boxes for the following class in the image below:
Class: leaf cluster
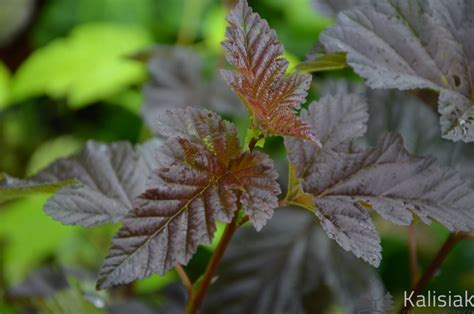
[1,0,474,312]
[317,0,474,142]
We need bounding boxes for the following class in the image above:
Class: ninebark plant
[2,1,474,313]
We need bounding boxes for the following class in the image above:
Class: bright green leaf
[0,196,80,284]
[203,5,227,53]
[11,23,152,108]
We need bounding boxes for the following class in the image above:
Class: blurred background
[0,0,472,313]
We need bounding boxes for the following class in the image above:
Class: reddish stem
[400,233,466,313]
[238,215,250,227]
[185,215,239,314]
[248,134,264,152]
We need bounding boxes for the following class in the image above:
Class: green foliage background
[0,0,472,313]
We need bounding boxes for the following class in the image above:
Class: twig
[407,223,419,288]
[400,233,466,313]
[185,215,240,314]
[176,264,193,295]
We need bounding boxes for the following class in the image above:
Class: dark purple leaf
[97,108,280,288]
[203,209,390,314]
[141,47,243,134]
[0,140,162,227]
[320,0,474,142]
[285,93,474,266]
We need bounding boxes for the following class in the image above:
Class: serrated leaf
[318,79,474,182]
[221,0,318,143]
[320,0,474,142]
[11,23,151,108]
[314,196,381,266]
[153,108,241,166]
[297,52,347,73]
[284,92,369,211]
[141,47,243,134]
[97,107,280,289]
[306,93,369,149]
[285,95,474,266]
[284,93,369,178]
[203,209,391,314]
[0,139,162,226]
[229,150,280,227]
